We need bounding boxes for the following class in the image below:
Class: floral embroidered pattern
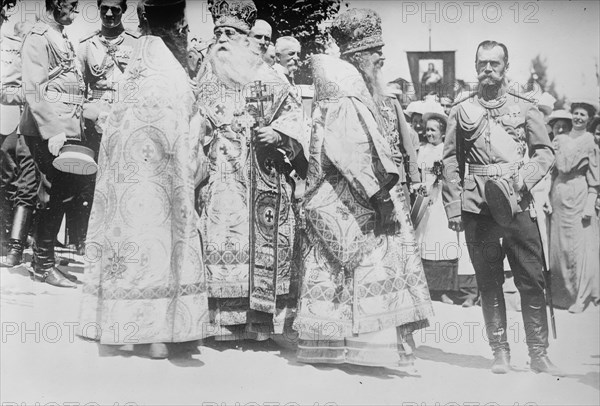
[104,252,127,282]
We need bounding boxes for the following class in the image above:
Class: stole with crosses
[244,80,294,315]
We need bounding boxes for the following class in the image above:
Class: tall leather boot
[75,198,92,256]
[521,292,564,376]
[481,287,511,374]
[1,206,33,267]
[31,210,76,288]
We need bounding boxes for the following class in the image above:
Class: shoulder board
[79,29,100,43]
[123,30,141,39]
[30,22,49,36]
[452,91,477,107]
[507,91,535,104]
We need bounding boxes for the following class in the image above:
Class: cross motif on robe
[106,251,127,280]
[142,143,154,160]
[265,208,275,224]
[215,104,226,116]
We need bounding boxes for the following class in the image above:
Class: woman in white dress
[414,111,478,306]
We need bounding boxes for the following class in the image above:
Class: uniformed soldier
[72,0,139,252]
[442,40,562,376]
[19,0,85,288]
[1,17,39,267]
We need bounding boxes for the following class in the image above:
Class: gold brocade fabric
[294,56,433,361]
[195,55,305,337]
[78,36,209,344]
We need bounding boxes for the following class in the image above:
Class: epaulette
[507,91,535,104]
[79,29,100,43]
[30,22,49,36]
[123,30,141,39]
[451,91,477,107]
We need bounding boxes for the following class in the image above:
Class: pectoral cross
[246,81,273,128]
[246,80,277,173]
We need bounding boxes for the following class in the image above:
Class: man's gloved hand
[512,175,525,203]
[373,189,396,235]
[448,215,463,232]
[83,100,111,122]
[83,102,102,122]
[48,133,67,156]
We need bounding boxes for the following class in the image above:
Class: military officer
[442,40,562,376]
[1,20,38,268]
[19,0,85,287]
[72,0,139,252]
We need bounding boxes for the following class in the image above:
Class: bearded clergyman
[292,8,433,368]
[195,0,308,341]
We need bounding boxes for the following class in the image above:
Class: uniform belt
[468,160,524,177]
[89,89,115,102]
[45,90,84,105]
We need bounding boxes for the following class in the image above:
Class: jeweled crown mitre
[330,8,384,55]
[209,0,257,34]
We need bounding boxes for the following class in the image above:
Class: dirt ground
[1,251,598,406]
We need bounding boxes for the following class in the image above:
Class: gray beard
[206,41,263,88]
[359,64,386,103]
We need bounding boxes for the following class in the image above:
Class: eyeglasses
[214,27,241,40]
[252,34,271,42]
[100,5,123,15]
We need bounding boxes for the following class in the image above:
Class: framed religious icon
[407,51,456,100]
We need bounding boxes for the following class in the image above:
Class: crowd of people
[1,0,598,376]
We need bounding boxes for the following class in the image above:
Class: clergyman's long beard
[358,60,386,103]
[206,40,263,88]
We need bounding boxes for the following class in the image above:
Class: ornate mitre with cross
[330,8,385,56]
[208,0,257,34]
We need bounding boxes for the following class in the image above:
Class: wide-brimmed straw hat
[546,109,572,127]
[421,100,448,125]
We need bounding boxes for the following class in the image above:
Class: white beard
[205,40,263,88]
[359,61,386,103]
